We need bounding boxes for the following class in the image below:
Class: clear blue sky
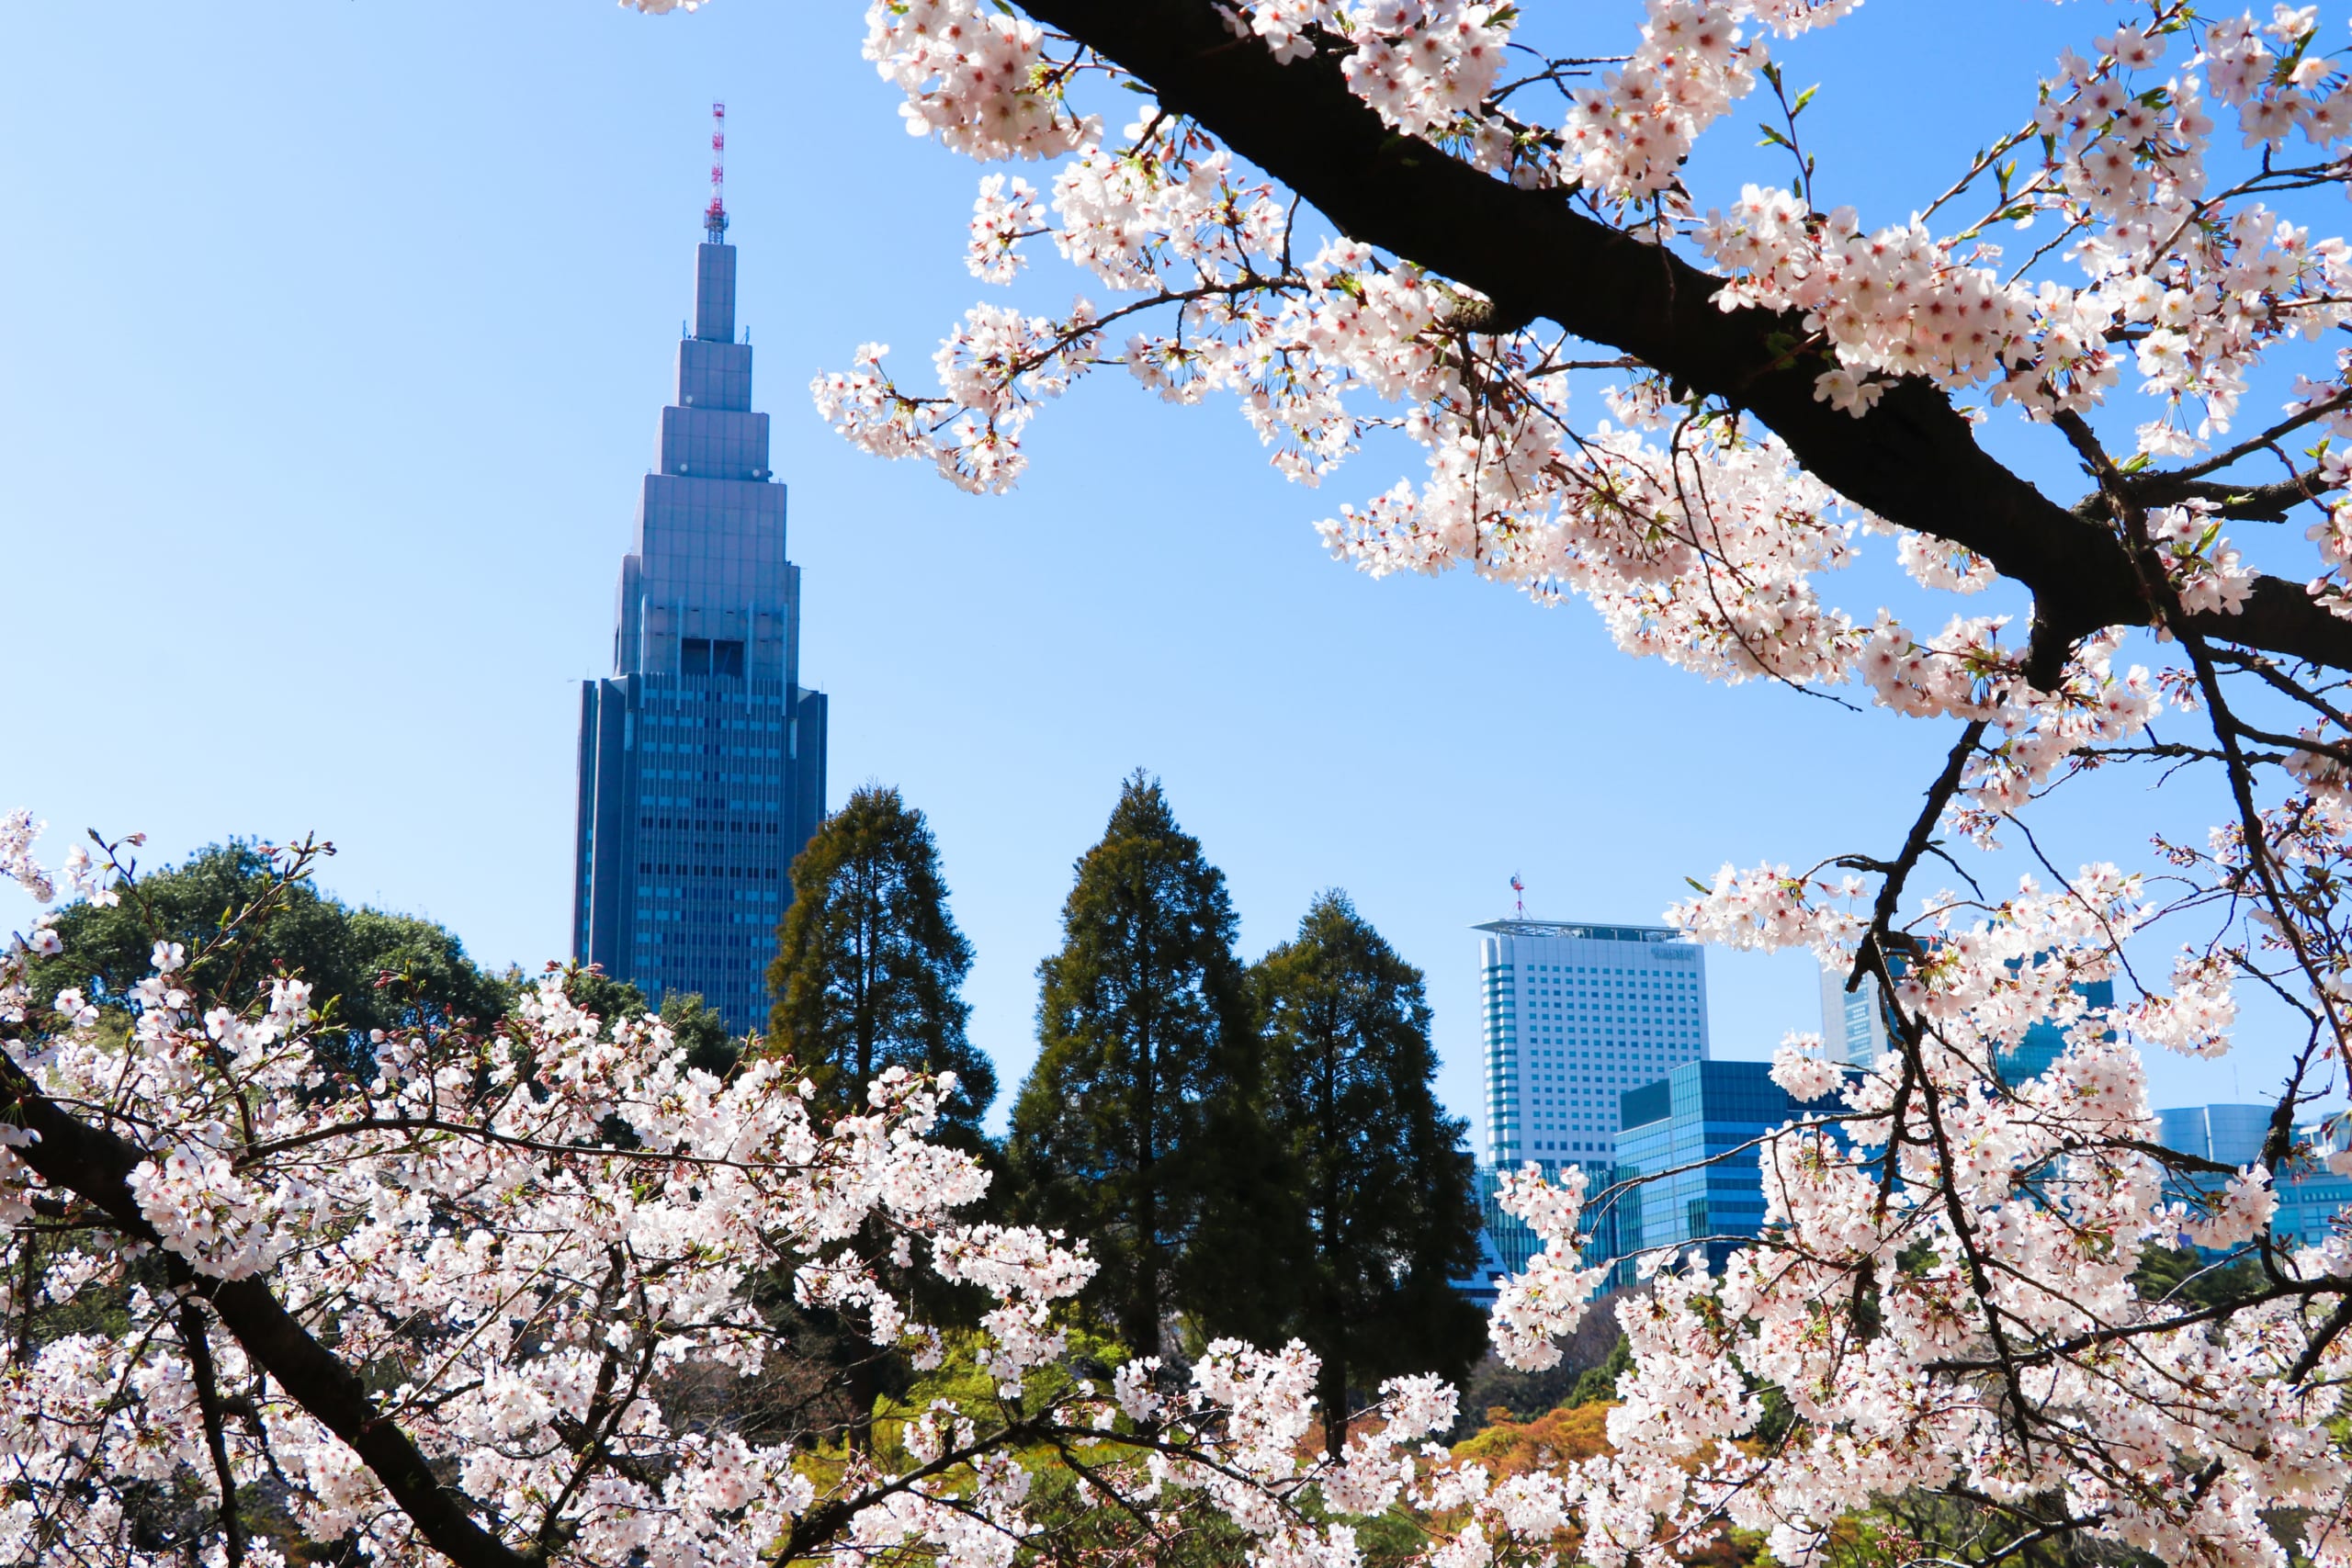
[0,2,2309,1134]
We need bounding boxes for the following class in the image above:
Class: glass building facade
[2155,1102,2273,1169]
[571,220,828,1033]
[2278,1145,2352,1249]
[1608,1059,1796,1283]
[2156,1102,2352,1252]
[1817,959,1892,1066]
[1457,919,1711,1298]
[1816,955,2113,1083]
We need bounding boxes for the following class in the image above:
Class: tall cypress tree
[765,784,991,1145]
[763,784,989,1452]
[1010,772,1261,1357]
[1252,891,1485,1455]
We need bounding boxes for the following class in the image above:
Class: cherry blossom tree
[761,2,2352,1564]
[22,1,2352,1564]
[0,823,1472,1567]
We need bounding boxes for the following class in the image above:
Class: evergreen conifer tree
[762,784,986,1451]
[764,784,989,1145]
[1251,891,1486,1455]
[1009,772,1262,1357]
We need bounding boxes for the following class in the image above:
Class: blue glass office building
[572,214,829,1032]
[2157,1102,2352,1252]
[1608,1059,1796,1283]
[1818,956,2112,1082]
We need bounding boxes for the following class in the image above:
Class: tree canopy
[1008,773,1265,1356]
[1251,891,1486,1454]
[764,784,990,1144]
[23,837,505,1077]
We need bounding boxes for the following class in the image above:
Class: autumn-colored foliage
[1452,1401,1615,1476]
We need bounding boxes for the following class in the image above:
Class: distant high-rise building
[1817,960,1891,1066]
[1815,955,2113,1082]
[571,207,828,1032]
[2278,1128,2352,1250]
[1998,974,2116,1080]
[2156,1103,2273,1168]
[1476,919,1711,1167]
[1608,1059,1796,1283]
[2155,1102,2352,1253]
[1455,919,1711,1295]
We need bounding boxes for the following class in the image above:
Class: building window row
[637,862,781,878]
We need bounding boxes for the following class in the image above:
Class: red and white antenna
[1510,873,1525,919]
[705,102,728,239]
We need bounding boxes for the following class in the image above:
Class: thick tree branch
[0,1055,539,1568]
[1022,0,2352,671]
[2108,471,2332,522]
[177,1300,248,1568]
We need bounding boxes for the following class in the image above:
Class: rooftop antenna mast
[705,102,729,241]
[1510,873,1525,919]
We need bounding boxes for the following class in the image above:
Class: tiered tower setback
[571,220,829,1032]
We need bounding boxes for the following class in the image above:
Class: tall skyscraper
[571,201,828,1033]
[1476,919,1711,1166]
[1456,919,1713,1292]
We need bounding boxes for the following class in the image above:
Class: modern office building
[1998,974,2117,1080]
[1815,956,2113,1082]
[1608,1059,1798,1282]
[2156,1103,2272,1169]
[2155,1102,2352,1251]
[1477,919,1712,1165]
[571,202,829,1033]
[2278,1134,2352,1249]
[1817,960,1891,1067]
[1460,919,1711,1294]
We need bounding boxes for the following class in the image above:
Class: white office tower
[1476,919,1711,1167]
[1817,958,1890,1066]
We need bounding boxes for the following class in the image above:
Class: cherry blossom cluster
[1696,188,2070,416]
[1850,620,2171,830]
[2,829,1150,1566]
[812,302,1097,492]
[808,0,2352,739]
[3,823,1631,1568]
[1317,390,1877,688]
[1558,1,1769,203]
[28,792,2318,1568]
[1599,858,2352,1568]
[861,0,1094,162]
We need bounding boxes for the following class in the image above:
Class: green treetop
[764,784,990,1145]
[1252,891,1487,1454]
[26,839,506,1080]
[1009,772,1265,1358]
[762,784,988,1452]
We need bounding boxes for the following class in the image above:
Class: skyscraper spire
[572,180,831,1034]
[705,102,728,241]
